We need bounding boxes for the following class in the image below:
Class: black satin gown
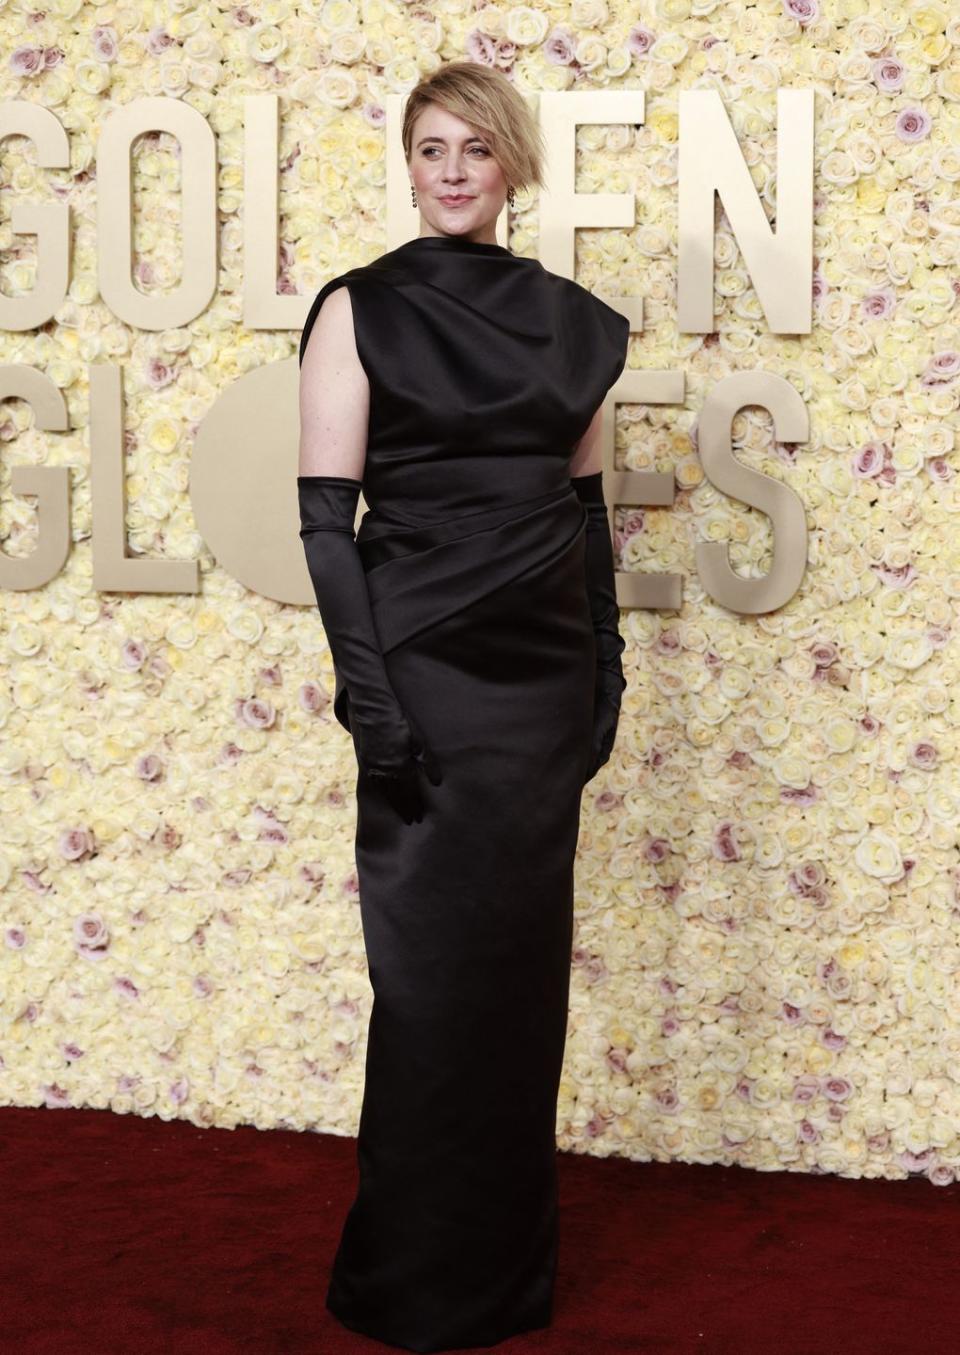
[298,234,629,1353]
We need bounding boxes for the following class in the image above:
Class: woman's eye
[422,147,489,157]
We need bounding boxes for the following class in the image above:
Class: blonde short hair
[401,61,546,194]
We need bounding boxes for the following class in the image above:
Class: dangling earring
[507,185,515,208]
[411,185,417,207]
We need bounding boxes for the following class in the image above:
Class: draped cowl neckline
[367,233,560,339]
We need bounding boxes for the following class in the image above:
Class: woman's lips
[439,196,472,205]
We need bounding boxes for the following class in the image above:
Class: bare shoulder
[298,281,369,479]
[300,282,365,382]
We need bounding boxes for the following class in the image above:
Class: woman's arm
[298,284,369,481]
[296,281,441,822]
[567,402,626,784]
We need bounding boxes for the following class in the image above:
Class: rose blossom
[851,441,887,478]
[822,1077,852,1102]
[927,458,954,483]
[782,0,819,25]
[793,1074,820,1101]
[544,28,577,64]
[9,46,44,76]
[872,56,905,93]
[860,286,896,320]
[921,350,959,386]
[627,25,656,57]
[908,741,938,769]
[91,26,118,62]
[895,108,932,143]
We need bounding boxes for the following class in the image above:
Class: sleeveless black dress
[298,234,629,1353]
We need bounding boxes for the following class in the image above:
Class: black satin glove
[571,472,627,784]
[297,475,442,823]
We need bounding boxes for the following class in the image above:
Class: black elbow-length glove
[297,475,441,824]
[572,472,627,784]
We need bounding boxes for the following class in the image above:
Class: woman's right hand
[361,730,443,825]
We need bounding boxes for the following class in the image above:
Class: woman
[297,61,630,1354]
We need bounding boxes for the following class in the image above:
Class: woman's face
[408,104,508,243]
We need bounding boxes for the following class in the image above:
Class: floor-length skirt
[325,488,596,1353]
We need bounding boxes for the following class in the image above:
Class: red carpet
[1,1105,956,1354]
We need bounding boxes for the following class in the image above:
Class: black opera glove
[571,472,627,785]
[297,475,442,824]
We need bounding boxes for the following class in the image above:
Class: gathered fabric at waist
[355,483,586,656]
[357,484,574,569]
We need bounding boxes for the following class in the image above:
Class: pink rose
[809,640,838,667]
[871,560,917,589]
[782,0,819,25]
[822,1077,852,1102]
[60,828,95,862]
[898,1147,935,1173]
[92,26,118,62]
[73,912,110,961]
[627,25,656,57]
[135,753,164,782]
[926,457,954,483]
[544,29,577,65]
[712,821,741,862]
[860,286,896,320]
[653,1086,679,1113]
[239,696,276,729]
[465,30,498,65]
[872,56,905,93]
[895,108,932,143]
[146,26,176,54]
[299,680,329,713]
[798,861,826,890]
[793,1075,820,1102]
[121,638,148,669]
[169,1077,189,1105]
[909,740,938,769]
[9,46,44,76]
[921,350,959,385]
[852,440,888,479]
[145,357,176,389]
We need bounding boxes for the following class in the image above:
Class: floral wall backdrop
[1,0,960,1186]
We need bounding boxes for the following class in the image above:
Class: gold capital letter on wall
[0,365,70,589]
[0,102,71,333]
[90,364,198,593]
[608,368,686,612]
[191,355,304,604]
[695,370,808,612]
[244,96,309,329]
[96,97,217,331]
[677,88,814,335]
[536,90,643,278]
